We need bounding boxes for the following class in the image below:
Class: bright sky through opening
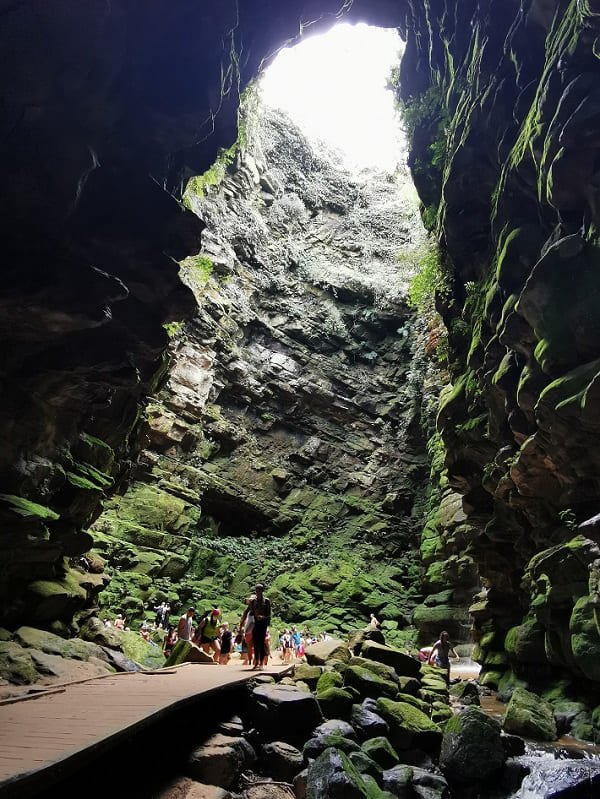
[260,24,404,173]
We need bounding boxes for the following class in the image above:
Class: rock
[349,656,400,684]
[78,617,124,649]
[246,785,298,799]
[439,706,505,784]
[382,765,414,797]
[316,671,343,693]
[155,778,231,799]
[0,641,38,684]
[348,629,386,654]
[448,681,479,705]
[376,698,442,752]
[187,734,255,789]
[501,733,525,757]
[305,640,351,666]
[304,733,360,761]
[316,688,354,720]
[293,664,323,689]
[351,703,389,742]
[216,715,245,736]
[344,665,398,700]
[503,687,557,741]
[15,626,96,660]
[411,768,449,799]
[348,750,383,780]
[361,736,399,769]
[397,676,420,697]
[313,720,356,740]
[165,639,215,667]
[260,741,305,782]
[294,767,308,799]
[250,684,323,744]
[360,642,420,678]
[306,747,368,799]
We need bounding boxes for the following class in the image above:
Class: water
[512,746,600,798]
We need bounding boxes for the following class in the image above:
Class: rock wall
[398,0,600,696]
[90,105,433,642]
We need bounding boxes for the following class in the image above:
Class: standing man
[250,584,271,671]
[177,607,196,642]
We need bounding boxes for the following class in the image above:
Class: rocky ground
[154,631,600,799]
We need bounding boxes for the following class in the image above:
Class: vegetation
[407,245,447,315]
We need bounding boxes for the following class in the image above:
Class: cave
[3,0,600,789]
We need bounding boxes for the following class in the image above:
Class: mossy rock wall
[399,0,600,687]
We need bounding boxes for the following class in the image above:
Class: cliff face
[399,0,600,695]
[90,106,433,642]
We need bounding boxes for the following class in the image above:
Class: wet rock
[348,750,383,780]
[306,747,368,798]
[448,680,480,706]
[304,733,360,761]
[351,702,389,742]
[187,734,255,789]
[411,768,449,799]
[294,767,308,799]
[260,741,305,782]
[382,765,414,797]
[439,706,505,784]
[500,733,525,757]
[503,687,557,741]
[216,715,245,736]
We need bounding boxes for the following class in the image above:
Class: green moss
[0,494,60,521]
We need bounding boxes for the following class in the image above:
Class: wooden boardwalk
[0,662,289,798]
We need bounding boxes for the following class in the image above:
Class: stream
[451,659,600,799]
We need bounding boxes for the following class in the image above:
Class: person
[263,627,271,666]
[163,625,177,658]
[248,584,271,670]
[291,626,301,660]
[196,608,222,663]
[219,622,232,665]
[163,603,171,629]
[418,646,433,663]
[140,623,150,642]
[177,607,196,642]
[114,614,125,630]
[239,597,256,667]
[428,631,458,675]
[281,629,293,663]
[369,613,381,630]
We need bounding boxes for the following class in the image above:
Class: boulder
[348,750,383,780]
[304,733,360,761]
[305,640,351,665]
[360,642,420,678]
[397,676,420,697]
[317,688,354,720]
[376,698,442,752]
[349,656,399,684]
[344,665,397,700]
[448,681,480,706]
[439,707,505,784]
[0,641,37,684]
[361,736,399,769]
[79,616,125,649]
[411,768,450,799]
[165,639,215,666]
[306,747,369,799]
[260,741,305,782]
[382,765,414,797]
[294,768,308,799]
[348,628,386,654]
[503,687,557,741]
[186,734,255,789]
[316,671,343,693]
[250,684,323,743]
[293,664,323,688]
[351,702,389,742]
[313,720,356,740]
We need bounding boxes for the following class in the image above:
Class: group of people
[174,583,272,670]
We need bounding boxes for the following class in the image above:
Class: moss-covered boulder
[317,671,343,693]
[306,747,378,799]
[304,733,360,760]
[504,620,547,664]
[349,656,399,684]
[440,707,505,784]
[165,639,214,667]
[344,665,398,700]
[351,702,389,742]
[294,664,324,689]
[361,736,399,769]
[317,688,354,720]
[0,641,38,684]
[503,688,557,741]
[360,642,420,678]
[376,698,442,751]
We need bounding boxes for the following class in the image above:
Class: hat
[212,607,220,615]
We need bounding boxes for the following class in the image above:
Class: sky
[259,23,404,173]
